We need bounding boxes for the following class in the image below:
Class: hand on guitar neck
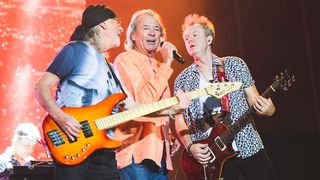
[252,96,275,116]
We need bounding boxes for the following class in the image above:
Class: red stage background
[0,0,86,160]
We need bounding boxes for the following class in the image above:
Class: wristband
[187,142,193,155]
[168,111,175,119]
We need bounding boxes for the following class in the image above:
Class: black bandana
[82,4,117,29]
[70,5,117,41]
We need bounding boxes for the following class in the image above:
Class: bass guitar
[180,70,294,180]
[42,82,242,165]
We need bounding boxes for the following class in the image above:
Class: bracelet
[187,142,193,155]
[168,111,175,120]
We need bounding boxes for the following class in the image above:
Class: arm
[34,72,81,140]
[244,84,275,116]
[232,57,275,117]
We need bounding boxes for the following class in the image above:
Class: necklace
[198,67,213,83]
[148,56,157,73]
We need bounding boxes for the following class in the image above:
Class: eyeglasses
[113,17,121,26]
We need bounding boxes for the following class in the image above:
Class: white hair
[124,9,166,50]
[12,123,41,144]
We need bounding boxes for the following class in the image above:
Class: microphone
[160,41,185,64]
[173,50,185,64]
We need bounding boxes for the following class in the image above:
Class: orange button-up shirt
[114,49,174,170]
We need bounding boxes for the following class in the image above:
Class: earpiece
[207,36,213,45]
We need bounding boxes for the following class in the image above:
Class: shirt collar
[191,53,221,69]
[212,54,222,66]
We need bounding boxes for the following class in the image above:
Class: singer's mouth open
[146,39,156,45]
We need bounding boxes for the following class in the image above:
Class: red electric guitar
[42,82,242,165]
[180,70,295,180]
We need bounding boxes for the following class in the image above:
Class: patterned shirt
[174,54,264,158]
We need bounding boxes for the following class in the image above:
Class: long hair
[125,9,166,50]
[70,24,105,52]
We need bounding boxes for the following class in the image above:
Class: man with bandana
[34,5,124,180]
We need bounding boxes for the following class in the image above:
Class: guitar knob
[77,154,80,157]
[65,155,69,159]
[82,148,86,152]
[86,143,90,147]
[71,156,75,160]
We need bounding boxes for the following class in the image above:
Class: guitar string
[51,90,194,137]
[51,97,177,137]
[51,100,177,139]
[53,102,179,138]
[207,93,266,156]
[52,101,173,137]
[205,74,291,165]
[50,83,237,139]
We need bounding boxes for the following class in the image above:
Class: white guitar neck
[95,82,241,130]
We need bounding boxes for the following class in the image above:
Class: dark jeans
[119,158,168,180]
[222,149,276,180]
[53,149,118,180]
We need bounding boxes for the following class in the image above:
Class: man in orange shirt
[114,9,182,179]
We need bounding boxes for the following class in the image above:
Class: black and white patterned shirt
[174,54,264,158]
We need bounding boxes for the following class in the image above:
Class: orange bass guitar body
[42,93,125,166]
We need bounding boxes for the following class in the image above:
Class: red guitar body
[180,123,237,180]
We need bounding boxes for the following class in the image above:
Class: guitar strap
[216,59,232,126]
[216,62,230,113]
[105,60,126,95]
